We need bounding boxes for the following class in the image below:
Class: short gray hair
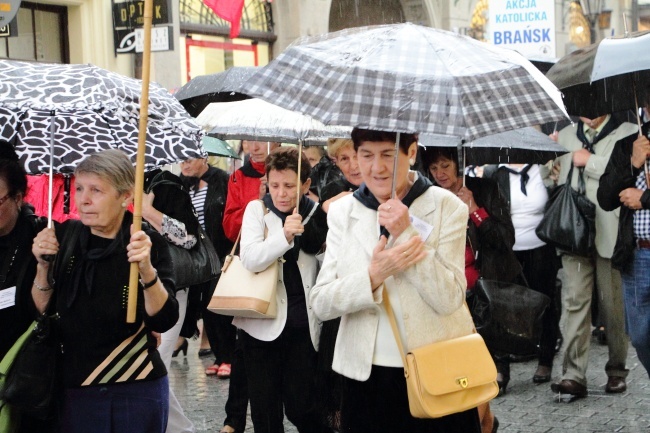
[75,149,135,195]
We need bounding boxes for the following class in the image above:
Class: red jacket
[223,159,265,242]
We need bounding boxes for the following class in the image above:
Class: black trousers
[203,310,236,365]
[223,329,248,432]
[514,244,560,366]
[340,365,481,433]
[241,326,326,433]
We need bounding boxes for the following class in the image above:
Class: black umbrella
[174,66,256,117]
[546,31,650,118]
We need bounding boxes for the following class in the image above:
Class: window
[0,1,68,63]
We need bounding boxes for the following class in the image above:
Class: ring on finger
[387,205,392,210]
[39,242,42,248]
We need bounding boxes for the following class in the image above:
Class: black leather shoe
[533,365,552,383]
[198,348,213,357]
[550,379,587,398]
[605,376,627,393]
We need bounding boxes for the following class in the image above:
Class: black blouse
[0,210,43,358]
[53,215,178,388]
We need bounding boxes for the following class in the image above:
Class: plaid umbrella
[420,127,568,166]
[243,23,568,140]
[0,59,205,175]
[174,66,256,117]
[546,30,650,118]
[196,99,351,144]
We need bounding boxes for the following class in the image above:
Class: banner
[488,0,556,58]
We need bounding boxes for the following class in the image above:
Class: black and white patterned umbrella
[244,23,569,140]
[0,59,205,174]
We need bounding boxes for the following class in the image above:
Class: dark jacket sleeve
[473,178,516,252]
[300,205,328,255]
[144,230,179,332]
[152,182,199,238]
[598,132,644,211]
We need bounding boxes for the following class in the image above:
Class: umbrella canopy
[242,23,568,140]
[196,99,351,145]
[546,31,650,118]
[0,59,205,174]
[419,127,568,166]
[174,67,256,117]
[202,136,240,159]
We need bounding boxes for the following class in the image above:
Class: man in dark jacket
[597,119,650,378]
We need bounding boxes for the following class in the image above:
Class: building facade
[1,0,649,91]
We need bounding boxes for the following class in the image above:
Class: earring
[409,158,415,166]
[121,201,127,208]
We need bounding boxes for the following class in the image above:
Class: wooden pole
[127,0,153,323]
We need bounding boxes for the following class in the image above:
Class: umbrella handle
[391,133,401,199]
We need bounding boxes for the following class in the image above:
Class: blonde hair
[327,138,354,160]
[75,149,135,195]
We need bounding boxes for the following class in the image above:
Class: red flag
[203,0,245,39]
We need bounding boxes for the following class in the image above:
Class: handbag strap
[222,200,269,272]
[383,284,477,367]
[566,162,587,195]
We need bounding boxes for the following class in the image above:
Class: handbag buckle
[456,377,469,389]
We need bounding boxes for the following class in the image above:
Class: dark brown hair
[265,147,311,184]
[351,128,418,154]
[420,146,458,171]
[0,140,27,199]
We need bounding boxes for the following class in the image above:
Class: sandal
[205,364,220,376]
[217,363,231,379]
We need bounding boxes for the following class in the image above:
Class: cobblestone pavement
[170,334,650,433]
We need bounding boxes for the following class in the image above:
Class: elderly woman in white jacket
[233,147,328,433]
[309,128,481,433]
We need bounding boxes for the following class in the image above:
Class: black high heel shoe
[172,339,188,358]
[496,362,510,396]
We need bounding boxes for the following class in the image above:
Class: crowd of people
[1,103,650,433]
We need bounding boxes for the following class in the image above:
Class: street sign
[0,0,21,26]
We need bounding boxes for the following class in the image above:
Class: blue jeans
[621,248,650,378]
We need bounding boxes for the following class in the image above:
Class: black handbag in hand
[0,313,60,420]
[535,162,596,256]
[469,279,551,356]
[146,173,221,289]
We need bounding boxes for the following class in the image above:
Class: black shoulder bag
[146,173,221,289]
[535,162,596,256]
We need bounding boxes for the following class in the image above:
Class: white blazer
[232,200,321,350]
[309,186,475,381]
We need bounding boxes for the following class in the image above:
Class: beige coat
[309,186,475,381]
[556,120,637,258]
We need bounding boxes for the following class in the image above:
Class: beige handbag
[383,289,499,418]
[208,202,279,319]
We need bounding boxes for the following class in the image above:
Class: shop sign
[112,0,170,28]
[114,26,173,54]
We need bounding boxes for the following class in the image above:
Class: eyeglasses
[0,193,11,206]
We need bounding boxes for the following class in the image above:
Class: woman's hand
[456,187,478,213]
[141,191,155,219]
[377,199,411,239]
[283,209,304,243]
[32,227,59,267]
[368,235,427,291]
[259,175,268,199]
[127,226,155,278]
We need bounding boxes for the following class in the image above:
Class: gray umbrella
[196,99,351,145]
[174,67,256,117]
[243,23,568,141]
[419,127,568,166]
[546,30,650,118]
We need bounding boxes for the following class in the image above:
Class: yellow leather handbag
[384,291,499,418]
